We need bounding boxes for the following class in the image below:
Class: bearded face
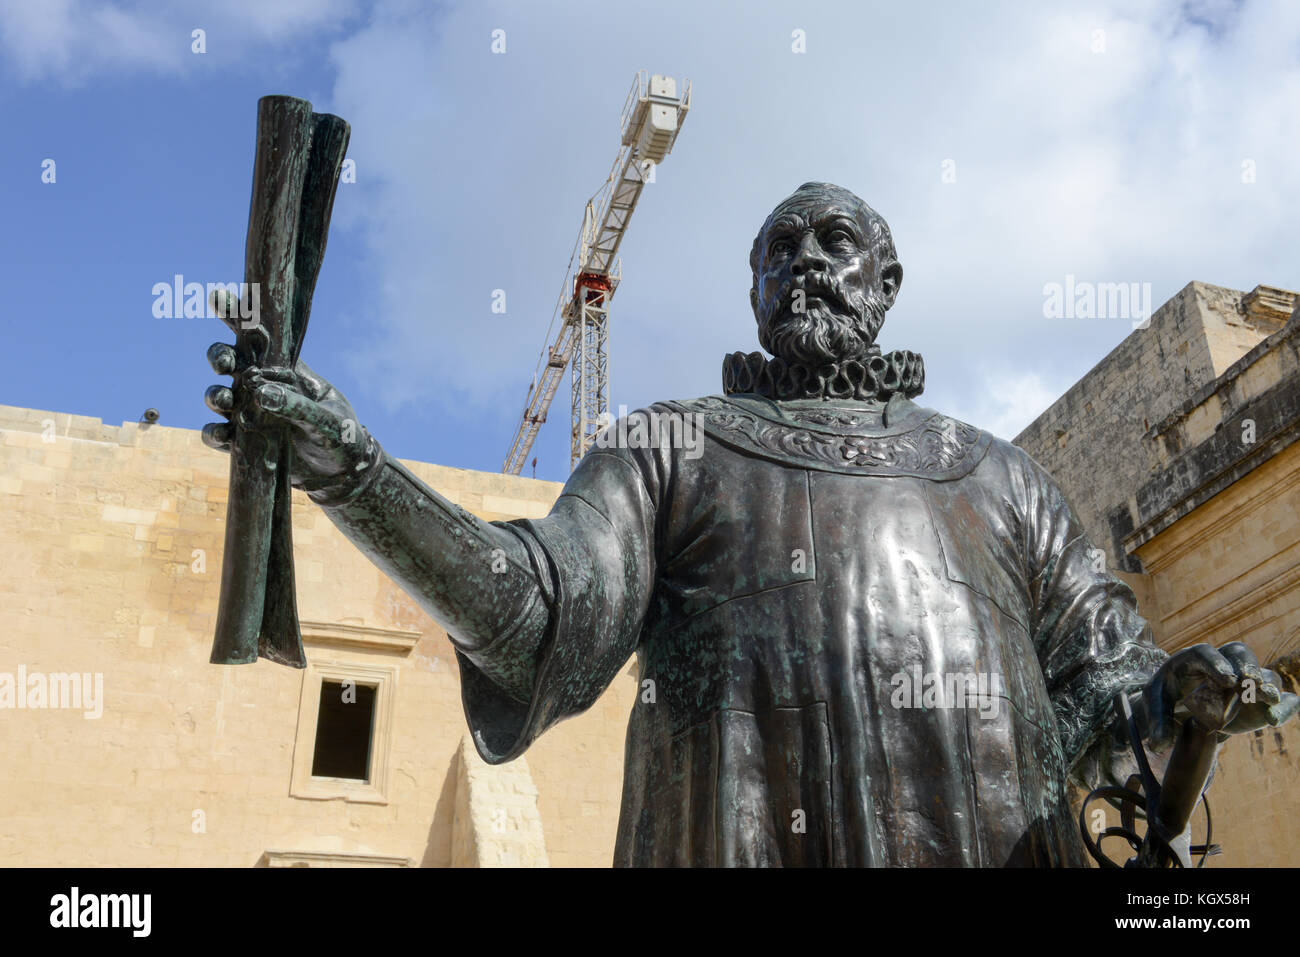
[757,273,888,366]
[750,186,902,368]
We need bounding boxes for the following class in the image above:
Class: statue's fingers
[1219,641,1259,667]
[1145,678,1179,747]
[1216,639,1258,676]
[255,365,298,386]
[208,290,242,336]
[1165,644,1238,694]
[1148,646,1235,746]
[1219,641,1265,689]
[204,385,235,416]
[251,382,340,443]
[207,342,238,376]
[295,360,331,403]
[1255,667,1284,706]
[201,422,233,452]
[1223,693,1299,735]
[1274,692,1300,726]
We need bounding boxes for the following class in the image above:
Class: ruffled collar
[722,349,925,402]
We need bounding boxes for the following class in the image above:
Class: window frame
[290,657,399,805]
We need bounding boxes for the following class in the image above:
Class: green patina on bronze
[208,96,350,668]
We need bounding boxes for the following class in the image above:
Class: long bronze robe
[322,391,1166,866]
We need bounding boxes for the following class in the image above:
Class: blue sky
[2,0,1298,482]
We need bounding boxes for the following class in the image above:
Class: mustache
[776,275,847,313]
[758,281,887,366]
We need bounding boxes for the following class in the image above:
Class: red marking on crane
[574,272,614,300]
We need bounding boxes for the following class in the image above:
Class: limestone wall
[1014,282,1288,570]
[0,404,637,867]
[1128,440,1300,866]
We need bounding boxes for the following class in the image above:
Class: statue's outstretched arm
[201,355,552,692]
[201,350,660,759]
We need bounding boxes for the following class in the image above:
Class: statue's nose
[790,234,828,275]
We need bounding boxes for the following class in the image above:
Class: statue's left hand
[1142,642,1299,750]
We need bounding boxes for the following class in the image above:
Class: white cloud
[961,369,1064,443]
[0,0,356,84]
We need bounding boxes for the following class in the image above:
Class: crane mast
[503,72,691,475]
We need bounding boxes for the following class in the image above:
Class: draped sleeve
[1013,446,1168,788]
[457,414,666,764]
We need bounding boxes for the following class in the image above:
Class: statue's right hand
[201,342,374,497]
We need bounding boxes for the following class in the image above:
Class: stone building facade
[0,404,636,867]
[1015,282,1300,866]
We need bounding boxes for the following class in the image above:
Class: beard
[757,278,888,367]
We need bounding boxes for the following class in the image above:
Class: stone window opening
[310,679,378,782]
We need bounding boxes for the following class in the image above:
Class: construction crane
[503,72,691,475]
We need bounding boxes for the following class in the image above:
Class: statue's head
[749,182,903,366]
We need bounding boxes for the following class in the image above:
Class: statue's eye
[768,237,793,258]
[825,227,855,246]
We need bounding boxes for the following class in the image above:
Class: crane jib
[503,72,691,476]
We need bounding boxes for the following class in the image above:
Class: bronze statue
[207,95,350,668]
[204,167,1298,865]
